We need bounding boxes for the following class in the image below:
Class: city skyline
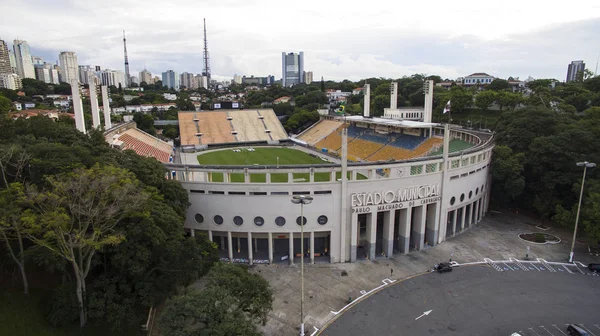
[1,0,600,82]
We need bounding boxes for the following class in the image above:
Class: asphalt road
[322,265,600,336]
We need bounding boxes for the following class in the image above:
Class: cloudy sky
[2,0,600,82]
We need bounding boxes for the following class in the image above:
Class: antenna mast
[123,30,130,87]
[202,18,211,85]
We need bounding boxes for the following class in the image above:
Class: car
[588,263,600,272]
[435,262,453,273]
[567,324,589,335]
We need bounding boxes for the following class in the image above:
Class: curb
[517,233,561,245]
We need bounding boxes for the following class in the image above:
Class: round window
[233,216,243,226]
[213,215,223,225]
[194,214,204,224]
[460,194,465,202]
[469,191,473,199]
[254,216,264,226]
[317,215,328,225]
[476,187,479,195]
[275,216,286,227]
[450,197,456,205]
[296,216,307,226]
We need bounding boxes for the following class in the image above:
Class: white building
[78,65,94,84]
[0,73,22,90]
[233,74,242,85]
[462,73,495,86]
[304,71,313,84]
[59,52,79,84]
[34,65,52,83]
[100,70,126,88]
[13,40,35,79]
[0,39,11,74]
[163,93,177,101]
[139,69,153,84]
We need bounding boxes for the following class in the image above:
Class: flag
[443,100,451,114]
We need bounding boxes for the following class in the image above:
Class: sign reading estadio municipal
[350,184,441,213]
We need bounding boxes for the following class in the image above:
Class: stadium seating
[197,112,236,144]
[117,129,172,163]
[260,110,288,140]
[229,110,271,142]
[366,145,414,162]
[315,124,346,151]
[428,139,473,156]
[298,120,343,145]
[358,132,389,145]
[346,125,363,137]
[389,133,426,150]
[347,138,386,161]
[178,112,201,145]
[411,137,443,157]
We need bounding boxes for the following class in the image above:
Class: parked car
[435,262,453,273]
[567,324,589,335]
[588,263,600,272]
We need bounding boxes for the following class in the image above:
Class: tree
[446,86,473,113]
[486,79,510,91]
[0,183,29,294]
[22,165,150,327]
[496,91,522,111]
[491,146,525,205]
[0,94,12,115]
[474,90,498,112]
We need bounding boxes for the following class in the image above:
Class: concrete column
[268,232,273,264]
[220,235,225,250]
[70,79,86,134]
[227,231,233,262]
[460,206,466,232]
[310,231,315,264]
[244,172,249,183]
[265,173,271,183]
[480,196,485,220]
[399,208,412,254]
[351,171,357,180]
[452,210,458,236]
[289,233,294,265]
[366,211,377,260]
[331,171,336,182]
[468,203,474,228]
[309,170,314,183]
[89,78,100,129]
[412,206,426,250]
[101,85,112,129]
[247,232,253,265]
[225,173,230,183]
[208,230,212,241]
[350,211,358,262]
[190,229,195,237]
[382,210,395,258]
[237,237,241,253]
[288,172,293,182]
[474,199,480,223]
[425,203,439,246]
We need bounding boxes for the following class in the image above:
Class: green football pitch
[197,147,365,183]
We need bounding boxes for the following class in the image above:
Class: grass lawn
[0,289,136,336]
[198,147,367,183]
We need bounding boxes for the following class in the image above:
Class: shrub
[534,233,546,243]
[42,283,80,327]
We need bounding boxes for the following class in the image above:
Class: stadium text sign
[351,184,441,214]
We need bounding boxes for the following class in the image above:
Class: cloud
[2,0,599,82]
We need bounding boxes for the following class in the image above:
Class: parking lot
[321,264,600,336]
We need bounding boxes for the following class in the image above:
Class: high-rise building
[130,76,139,85]
[13,40,35,79]
[8,49,16,73]
[0,73,22,90]
[282,51,304,87]
[34,65,52,83]
[78,65,93,84]
[139,69,152,84]
[0,40,13,74]
[99,69,126,88]
[51,64,60,84]
[566,60,585,83]
[304,71,313,84]
[59,51,79,84]
[233,74,242,84]
[32,56,44,66]
[180,72,195,89]
[162,70,179,90]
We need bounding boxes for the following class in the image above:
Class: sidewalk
[255,211,598,336]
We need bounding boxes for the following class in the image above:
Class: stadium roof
[343,115,439,128]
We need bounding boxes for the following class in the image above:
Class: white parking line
[540,325,555,335]
[503,263,515,271]
[529,327,542,335]
[595,324,600,331]
[552,325,568,335]
[562,265,574,274]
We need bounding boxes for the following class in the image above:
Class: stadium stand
[259,110,288,140]
[178,112,201,145]
[428,139,472,156]
[315,124,347,151]
[367,145,414,161]
[196,112,236,144]
[229,110,271,142]
[116,128,172,163]
[297,120,343,145]
[347,138,386,161]
[389,133,426,150]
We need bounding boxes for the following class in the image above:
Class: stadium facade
[163,80,494,264]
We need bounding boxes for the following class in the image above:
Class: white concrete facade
[166,127,493,264]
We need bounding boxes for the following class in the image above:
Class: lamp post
[569,161,596,263]
[291,195,313,336]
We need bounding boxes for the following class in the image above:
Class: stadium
[108,80,494,264]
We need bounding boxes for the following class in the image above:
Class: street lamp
[569,161,596,263]
[291,195,313,336]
